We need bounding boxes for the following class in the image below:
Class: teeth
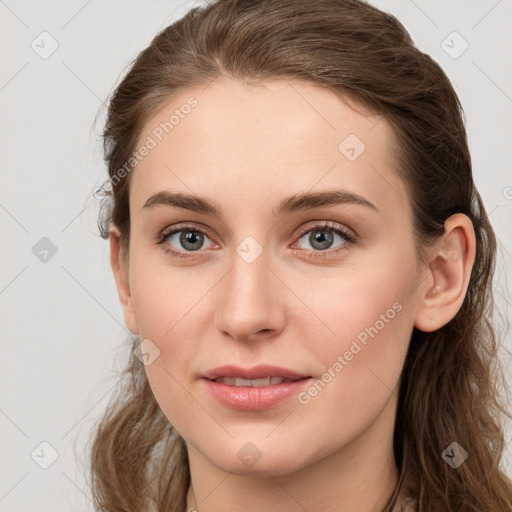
[213,376,288,386]
[235,377,254,387]
[216,377,236,385]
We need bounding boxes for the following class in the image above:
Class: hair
[88,0,512,510]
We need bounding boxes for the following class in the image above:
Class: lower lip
[202,377,313,410]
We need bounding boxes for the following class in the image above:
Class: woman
[90,0,512,510]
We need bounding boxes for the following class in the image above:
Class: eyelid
[293,220,356,243]
[156,222,217,244]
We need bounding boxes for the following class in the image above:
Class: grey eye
[297,228,347,251]
[167,230,213,251]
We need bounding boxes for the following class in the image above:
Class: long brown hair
[88,0,512,510]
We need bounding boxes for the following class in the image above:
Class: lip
[201,365,312,411]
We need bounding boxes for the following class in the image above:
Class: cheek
[297,246,417,395]
[128,251,206,341]
[291,279,414,449]
[301,287,411,402]
[128,261,209,436]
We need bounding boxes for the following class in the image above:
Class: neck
[185,394,401,512]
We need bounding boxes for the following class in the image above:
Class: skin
[109,77,476,512]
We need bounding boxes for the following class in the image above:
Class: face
[113,77,427,476]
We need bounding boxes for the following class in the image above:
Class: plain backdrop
[1,0,511,510]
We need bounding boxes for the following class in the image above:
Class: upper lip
[202,365,310,381]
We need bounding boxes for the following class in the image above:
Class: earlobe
[109,225,139,335]
[414,214,476,333]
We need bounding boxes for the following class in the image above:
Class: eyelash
[155,221,357,261]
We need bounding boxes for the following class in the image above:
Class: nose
[213,248,286,342]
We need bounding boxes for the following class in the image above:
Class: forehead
[129,77,409,219]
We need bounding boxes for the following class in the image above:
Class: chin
[202,441,317,477]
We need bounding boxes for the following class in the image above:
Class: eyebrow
[141,189,379,217]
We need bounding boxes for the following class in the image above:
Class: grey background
[1,0,511,510]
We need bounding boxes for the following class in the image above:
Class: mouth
[200,365,313,410]
[201,364,311,383]
[209,376,305,387]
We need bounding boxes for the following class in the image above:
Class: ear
[109,225,139,335]
[414,213,476,333]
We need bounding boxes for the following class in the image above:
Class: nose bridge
[214,236,284,339]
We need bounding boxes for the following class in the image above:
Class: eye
[292,221,356,258]
[156,224,215,259]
